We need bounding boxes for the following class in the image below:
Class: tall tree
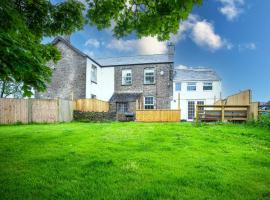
[0,0,85,96]
[0,0,201,97]
[87,0,202,40]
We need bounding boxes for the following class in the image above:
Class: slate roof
[174,67,221,81]
[52,36,100,66]
[110,93,142,102]
[96,54,173,67]
[52,36,173,67]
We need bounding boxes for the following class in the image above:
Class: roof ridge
[96,53,169,60]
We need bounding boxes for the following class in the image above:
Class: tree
[87,0,202,40]
[0,80,23,98]
[0,0,85,96]
[1,0,201,97]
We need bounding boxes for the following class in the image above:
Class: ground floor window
[117,102,128,113]
[144,96,155,109]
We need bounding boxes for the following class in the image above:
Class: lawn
[0,122,269,200]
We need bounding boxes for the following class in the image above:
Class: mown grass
[0,122,269,200]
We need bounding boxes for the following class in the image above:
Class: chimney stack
[167,42,175,62]
[168,42,175,55]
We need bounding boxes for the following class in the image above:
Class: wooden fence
[74,99,109,112]
[196,105,250,123]
[0,98,73,124]
[136,109,181,122]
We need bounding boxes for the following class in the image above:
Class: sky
[46,0,270,102]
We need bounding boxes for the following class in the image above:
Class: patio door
[188,101,195,120]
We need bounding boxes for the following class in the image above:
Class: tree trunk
[0,81,6,98]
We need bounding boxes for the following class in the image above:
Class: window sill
[121,84,132,86]
[144,83,156,85]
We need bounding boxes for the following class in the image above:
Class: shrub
[256,113,270,128]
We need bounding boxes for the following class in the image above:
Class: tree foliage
[0,0,85,96]
[87,0,202,40]
[0,0,201,97]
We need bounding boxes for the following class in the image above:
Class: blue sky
[47,0,270,101]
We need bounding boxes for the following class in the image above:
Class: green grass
[0,122,269,200]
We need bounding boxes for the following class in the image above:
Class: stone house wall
[113,63,173,112]
[36,41,87,100]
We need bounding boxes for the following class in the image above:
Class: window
[187,82,196,91]
[91,65,97,83]
[144,96,155,109]
[117,103,128,113]
[144,68,155,84]
[175,82,181,91]
[188,101,195,120]
[91,94,96,99]
[203,82,213,91]
[122,69,132,85]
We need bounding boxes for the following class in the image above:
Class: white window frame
[203,82,213,91]
[91,65,97,83]
[175,82,181,91]
[122,69,132,85]
[144,96,155,109]
[144,68,155,84]
[187,82,196,91]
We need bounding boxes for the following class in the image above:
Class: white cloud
[170,14,232,51]
[238,42,256,51]
[217,0,245,21]
[85,39,100,48]
[107,36,167,54]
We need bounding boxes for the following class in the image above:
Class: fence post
[178,93,180,110]
[57,98,60,122]
[221,106,225,122]
[196,105,199,125]
[28,99,33,123]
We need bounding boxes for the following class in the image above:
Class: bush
[255,113,270,128]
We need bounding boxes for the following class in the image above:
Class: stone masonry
[36,41,87,100]
[112,63,173,113]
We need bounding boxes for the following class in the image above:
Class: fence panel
[75,99,109,112]
[136,109,181,122]
[0,99,28,124]
[31,99,58,123]
[59,99,73,122]
[0,98,74,124]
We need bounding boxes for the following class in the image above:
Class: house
[36,36,174,117]
[171,66,222,121]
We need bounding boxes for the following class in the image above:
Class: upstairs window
[122,69,132,85]
[187,82,196,91]
[91,65,97,83]
[144,96,155,109]
[144,68,155,84]
[175,82,181,91]
[203,82,213,91]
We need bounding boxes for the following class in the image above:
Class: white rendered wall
[85,58,114,101]
[171,81,222,120]
[85,58,100,99]
[98,67,114,101]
